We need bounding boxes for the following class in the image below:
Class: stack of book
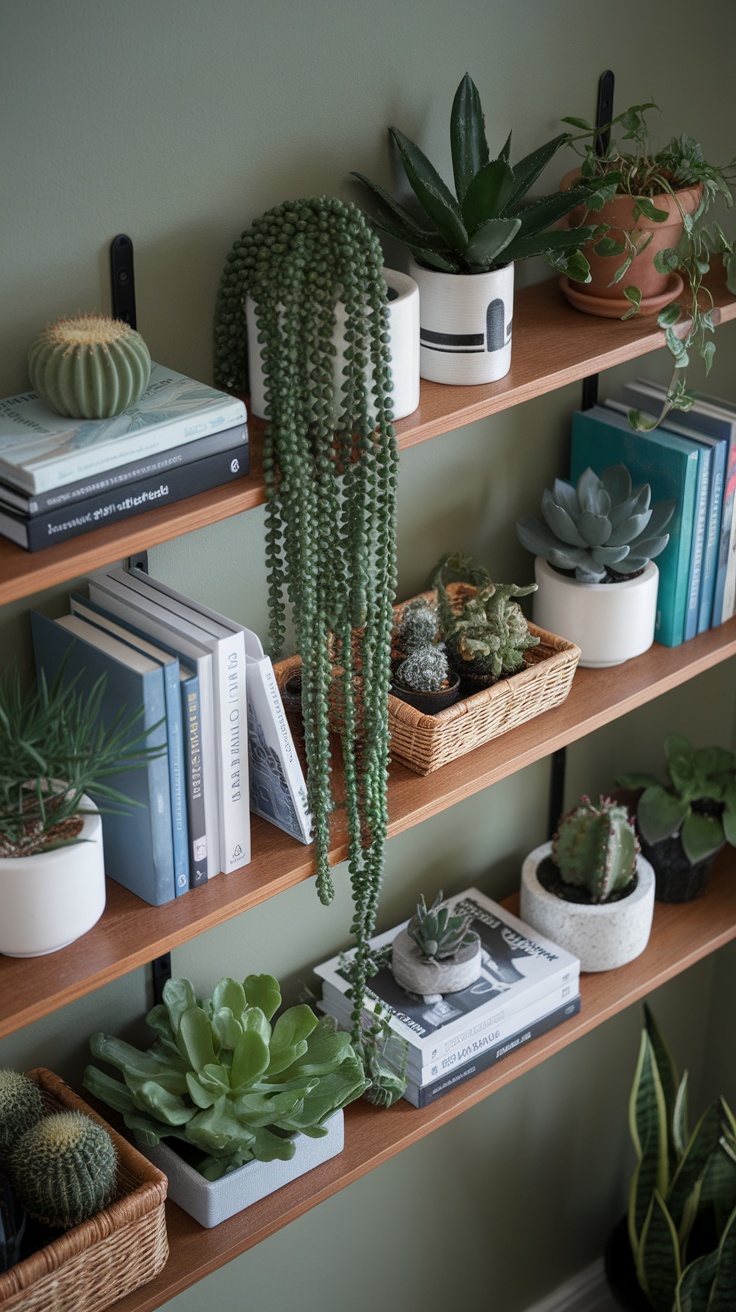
[0,364,250,550]
[315,888,581,1108]
[571,378,736,646]
[31,566,311,907]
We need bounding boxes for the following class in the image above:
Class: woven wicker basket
[274,585,581,777]
[0,1069,168,1312]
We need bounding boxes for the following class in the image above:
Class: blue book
[67,592,190,896]
[30,609,176,906]
[620,380,729,633]
[570,405,700,647]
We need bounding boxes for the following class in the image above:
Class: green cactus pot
[27,314,151,419]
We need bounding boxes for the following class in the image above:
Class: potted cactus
[390,891,482,1000]
[431,551,540,691]
[391,597,460,713]
[520,795,655,971]
[516,463,674,668]
[617,732,736,903]
[84,972,368,1227]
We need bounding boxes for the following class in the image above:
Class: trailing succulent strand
[214,198,399,1099]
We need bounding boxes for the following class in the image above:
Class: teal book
[30,609,176,906]
[570,405,700,648]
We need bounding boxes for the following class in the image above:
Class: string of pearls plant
[214,197,401,1100]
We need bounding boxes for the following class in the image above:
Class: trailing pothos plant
[213,197,402,1103]
[352,72,603,280]
[562,101,736,426]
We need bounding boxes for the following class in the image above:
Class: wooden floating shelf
[106,852,736,1311]
[2,266,735,607]
[2,616,735,1041]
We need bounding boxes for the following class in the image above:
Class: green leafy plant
[352,73,603,279]
[213,197,400,1099]
[624,1006,736,1311]
[0,657,165,860]
[516,464,674,584]
[551,794,638,903]
[84,974,368,1181]
[407,890,477,962]
[430,551,539,682]
[562,101,736,423]
[617,732,736,865]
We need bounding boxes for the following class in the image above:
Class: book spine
[718,450,736,623]
[697,444,725,633]
[406,996,582,1108]
[211,632,251,872]
[18,422,248,515]
[181,673,209,888]
[160,660,190,897]
[15,447,250,551]
[683,446,710,641]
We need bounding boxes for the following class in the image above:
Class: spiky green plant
[394,646,450,694]
[395,597,439,652]
[10,1111,117,1229]
[516,464,674,584]
[552,795,638,903]
[352,73,602,280]
[407,891,476,962]
[430,551,539,681]
[0,1070,45,1167]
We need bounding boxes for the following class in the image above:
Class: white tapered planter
[246,267,420,421]
[532,557,659,669]
[520,842,655,972]
[0,798,106,957]
[409,259,514,385]
[144,1111,344,1228]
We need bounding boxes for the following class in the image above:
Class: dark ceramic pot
[391,668,461,715]
[279,672,305,745]
[639,832,719,904]
[604,1217,653,1312]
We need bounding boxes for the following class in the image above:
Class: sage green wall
[2,2,736,1309]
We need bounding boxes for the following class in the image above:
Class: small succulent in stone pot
[391,890,482,998]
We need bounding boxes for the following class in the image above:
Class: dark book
[0,443,250,551]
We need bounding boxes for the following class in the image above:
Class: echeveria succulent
[84,974,368,1180]
[516,464,674,584]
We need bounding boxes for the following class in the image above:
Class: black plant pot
[604,1217,654,1312]
[391,669,461,715]
[639,832,718,904]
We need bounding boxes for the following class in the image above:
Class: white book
[103,567,250,873]
[122,566,311,845]
[0,363,247,494]
[314,887,580,1064]
[87,574,221,876]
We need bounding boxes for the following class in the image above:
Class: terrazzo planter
[143,1110,344,1228]
[519,842,655,972]
[390,926,482,1000]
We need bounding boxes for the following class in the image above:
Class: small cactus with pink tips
[552,795,639,903]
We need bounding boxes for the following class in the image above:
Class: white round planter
[391,926,482,1000]
[519,842,655,973]
[532,557,659,668]
[409,258,514,385]
[246,266,420,421]
[0,800,106,957]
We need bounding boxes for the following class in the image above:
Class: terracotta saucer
[559,272,684,319]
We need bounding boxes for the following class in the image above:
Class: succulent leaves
[516,464,674,583]
[407,891,476,961]
[430,551,539,679]
[352,73,602,277]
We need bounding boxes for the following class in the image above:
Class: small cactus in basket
[431,551,539,683]
[394,645,450,694]
[407,890,477,961]
[10,1110,117,1229]
[0,1070,45,1168]
[552,794,639,903]
[395,597,440,653]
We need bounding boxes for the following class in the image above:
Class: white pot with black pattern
[409,259,514,385]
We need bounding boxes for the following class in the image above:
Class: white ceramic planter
[532,557,659,668]
[144,1110,344,1228]
[0,799,106,957]
[246,266,420,421]
[519,842,655,972]
[409,258,514,385]
[390,927,482,1000]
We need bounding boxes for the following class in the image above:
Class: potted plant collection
[84,972,368,1228]
[390,890,482,1000]
[605,1005,736,1311]
[0,658,163,958]
[617,732,736,903]
[519,794,655,972]
[559,100,736,422]
[516,463,674,667]
[352,73,603,385]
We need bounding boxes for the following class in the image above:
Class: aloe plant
[352,73,603,279]
[84,974,368,1180]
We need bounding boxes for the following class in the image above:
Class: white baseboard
[523,1259,619,1312]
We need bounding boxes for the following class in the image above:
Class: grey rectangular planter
[143,1110,344,1228]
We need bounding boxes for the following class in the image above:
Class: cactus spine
[28,314,151,419]
[0,1070,45,1167]
[552,795,639,903]
[11,1110,117,1228]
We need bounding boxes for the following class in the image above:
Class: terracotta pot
[559,170,702,317]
